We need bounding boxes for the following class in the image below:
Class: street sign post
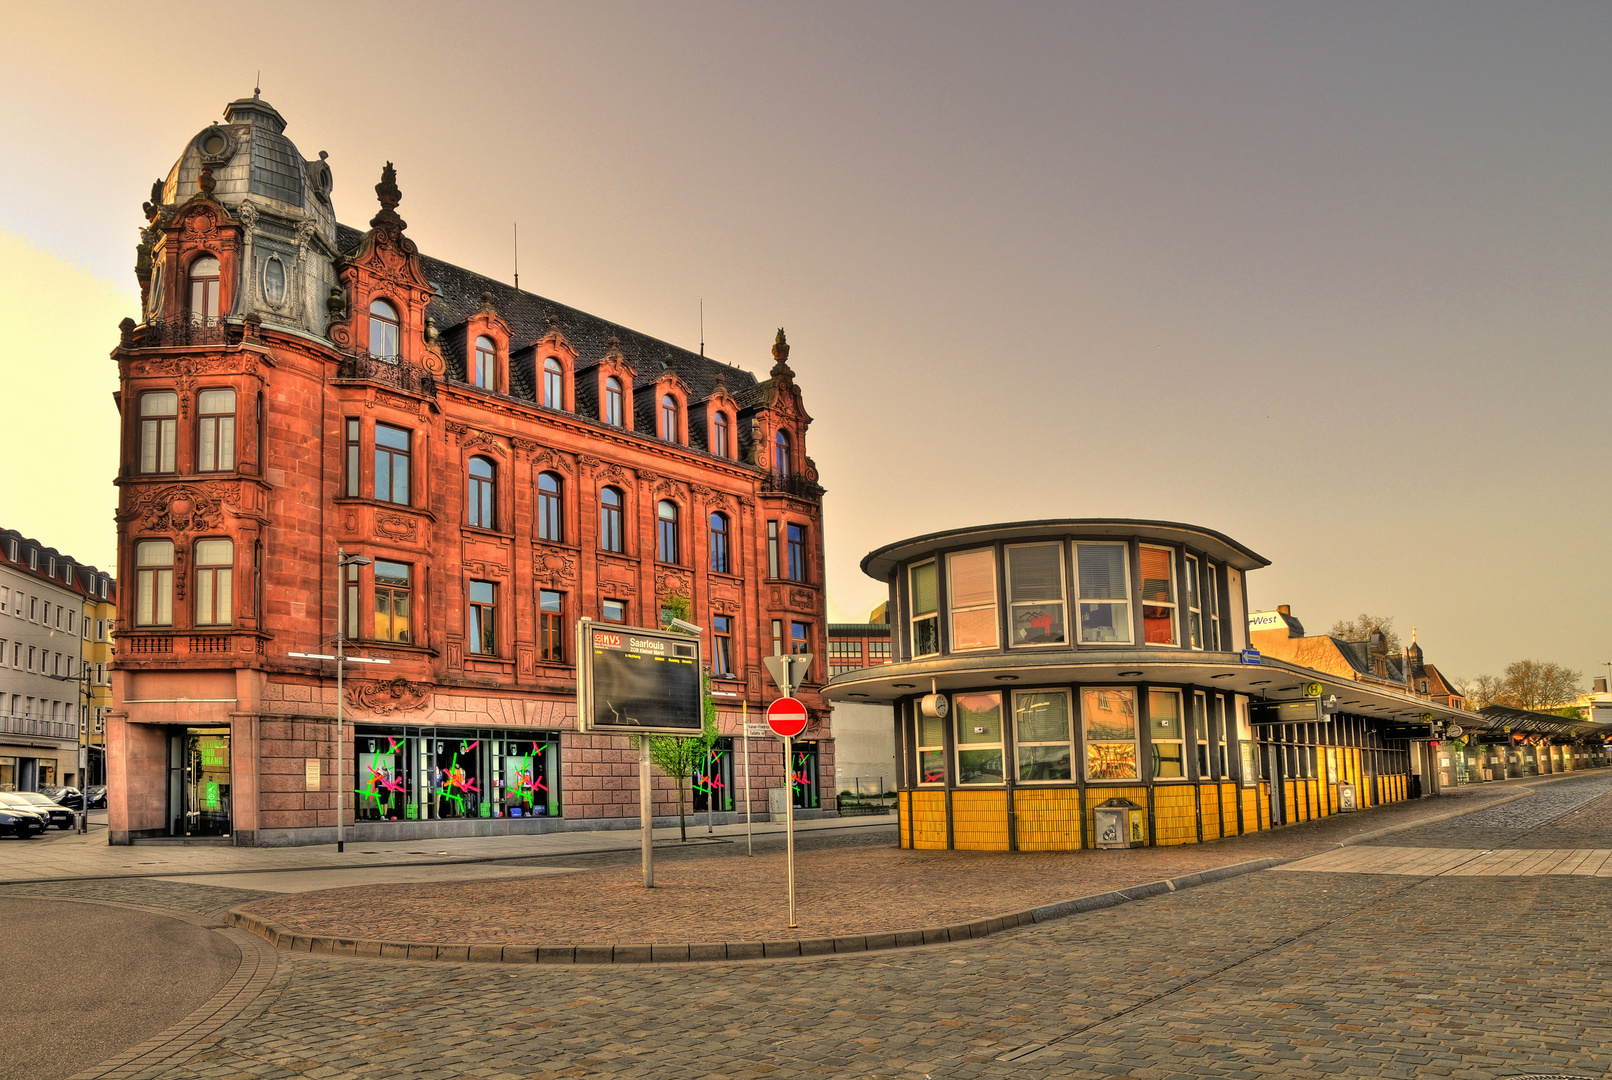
[760,656,813,929]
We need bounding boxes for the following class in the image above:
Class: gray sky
[1,2,1606,687]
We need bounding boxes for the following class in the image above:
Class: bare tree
[1328,613,1402,654]
[1456,674,1506,710]
[1497,659,1582,711]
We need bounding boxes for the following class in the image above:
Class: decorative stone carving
[462,429,506,456]
[655,570,691,597]
[348,676,431,714]
[789,587,817,610]
[596,462,631,487]
[534,548,577,584]
[530,446,572,474]
[374,512,418,542]
[463,559,510,578]
[120,482,239,534]
[444,421,469,442]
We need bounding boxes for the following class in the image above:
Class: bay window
[374,424,411,505]
[373,561,412,643]
[786,523,807,582]
[1076,543,1131,644]
[139,392,178,474]
[196,389,236,472]
[1007,542,1065,646]
[947,548,998,651]
[135,541,174,627]
[193,539,233,626]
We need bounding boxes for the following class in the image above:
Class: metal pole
[743,700,752,856]
[335,547,345,854]
[640,735,654,888]
[785,732,796,928]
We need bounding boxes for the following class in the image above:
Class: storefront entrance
[791,740,821,810]
[168,727,231,837]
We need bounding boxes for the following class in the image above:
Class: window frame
[946,547,1000,653]
[134,540,175,628]
[539,590,564,662]
[598,487,624,553]
[1148,689,1187,781]
[711,614,734,677]
[773,429,791,475]
[196,388,237,473]
[708,512,730,574]
[660,394,680,443]
[368,298,401,360]
[467,455,497,531]
[544,357,564,407]
[473,335,497,391]
[138,390,179,475]
[467,580,497,656]
[1013,689,1075,783]
[952,691,1006,787]
[1184,554,1204,650]
[1075,542,1133,645]
[1205,561,1221,650]
[916,703,947,786]
[372,560,412,644]
[785,522,807,583]
[604,376,625,427]
[373,423,412,506]
[712,410,730,458]
[188,255,221,319]
[1006,541,1067,649]
[537,472,564,543]
[1139,544,1179,647]
[909,560,939,658]
[344,418,361,497]
[656,500,679,564]
[1082,686,1140,782]
[193,538,234,627]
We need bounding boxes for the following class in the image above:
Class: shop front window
[1083,687,1138,780]
[953,692,1004,785]
[1015,690,1072,781]
[791,740,820,809]
[692,738,734,813]
[433,733,482,819]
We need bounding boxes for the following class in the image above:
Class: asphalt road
[0,899,237,1080]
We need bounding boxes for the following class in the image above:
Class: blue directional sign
[1241,648,1262,665]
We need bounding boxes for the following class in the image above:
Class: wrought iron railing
[760,470,824,501]
[140,314,232,347]
[334,350,438,399]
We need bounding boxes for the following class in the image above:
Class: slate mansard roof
[334,224,763,454]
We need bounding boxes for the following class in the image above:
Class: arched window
[188,256,221,320]
[473,336,496,390]
[468,456,496,530]
[599,487,623,553]
[774,429,791,476]
[605,377,624,427]
[194,539,234,626]
[712,411,730,458]
[657,501,679,563]
[661,395,680,442]
[544,358,564,408]
[709,512,730,574]
[369,299,400,359]
[538,472,563,542]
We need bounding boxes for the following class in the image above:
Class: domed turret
[140,92,340,337]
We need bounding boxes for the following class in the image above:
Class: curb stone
[222,778,1580,966]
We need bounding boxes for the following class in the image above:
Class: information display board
[577,620,704,735]
[1250,699,1322,724]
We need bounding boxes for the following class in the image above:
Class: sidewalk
[0,810,885,884]
[219,773,1612,963]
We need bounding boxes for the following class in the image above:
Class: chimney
[1277,605,1290,616]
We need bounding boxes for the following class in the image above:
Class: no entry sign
[767,696,809,738]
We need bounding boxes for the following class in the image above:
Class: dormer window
[544,358,564,408]
[660,395,680,443]
[774,430,792,475]
[605,377,625,427]
[189,256,221,319]
[713,412,730,458]
[472,335,496,390]
[368,299,400,360]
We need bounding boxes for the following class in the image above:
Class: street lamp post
[289,548,383,853]
[46,660,94,832]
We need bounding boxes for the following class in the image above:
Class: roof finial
[254,72,261,98]
[770,326,793,378]
[370,161,406,231]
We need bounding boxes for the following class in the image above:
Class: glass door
[791,740,820,810]
[171,727,231,837]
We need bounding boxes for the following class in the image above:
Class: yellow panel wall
[1153,784,1198,846]
[1242,787,1264,833]
[1014,788,1082,850]
[1198,785,1222,840]
[951,789,1010,850]
[1221,784,1242,835]
[906,790,948,849]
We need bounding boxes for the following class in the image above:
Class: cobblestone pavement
[51,863,1612,1080]
[233,787,1541,946]
[0,878,278,914]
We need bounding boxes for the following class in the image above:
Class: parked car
[86,786,108,809]
[0,795,48,838]
[13,792,76,829]
[52,787,85,810]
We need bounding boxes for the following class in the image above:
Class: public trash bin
[1338,782,1358,812]
[1094,797,1144,848]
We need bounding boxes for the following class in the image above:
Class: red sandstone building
[108,95,831,845]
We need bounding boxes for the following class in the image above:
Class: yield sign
[766,696,809,738]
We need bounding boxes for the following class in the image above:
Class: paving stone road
[18,774,1612,1080]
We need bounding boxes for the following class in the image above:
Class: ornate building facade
[109,95,831,845]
